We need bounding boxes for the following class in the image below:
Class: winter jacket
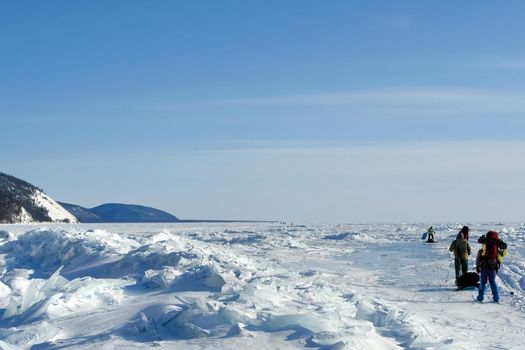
[449,237,471,261]
[475,249,482,273]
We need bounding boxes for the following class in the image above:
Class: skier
[426,226,435,243]
[449,226,471,285]
[476,231,508,303]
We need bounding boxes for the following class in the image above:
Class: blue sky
[2,1,525,222]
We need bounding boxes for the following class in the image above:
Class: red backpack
[485,231,499,259]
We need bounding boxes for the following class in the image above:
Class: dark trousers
[454,258,468,280]
[477,269,499,302]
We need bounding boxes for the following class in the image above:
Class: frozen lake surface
[0,222,524,349]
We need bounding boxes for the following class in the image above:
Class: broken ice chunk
[0,321,59,348]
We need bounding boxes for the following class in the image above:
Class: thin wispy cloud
[211,87,525,114]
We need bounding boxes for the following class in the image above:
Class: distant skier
[476,231,508,303]
[449,226,471,285]
[425,226,435,243]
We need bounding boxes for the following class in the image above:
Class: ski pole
[498,274,515,295]
[445,262,453,282]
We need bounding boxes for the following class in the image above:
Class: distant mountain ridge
[59,202,180,223]
[2,172,255,224]
[0,172,78,224]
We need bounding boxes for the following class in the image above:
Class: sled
[457,272,480,291]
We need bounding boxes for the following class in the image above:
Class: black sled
[426,233,435,243]
[456,272,480,291]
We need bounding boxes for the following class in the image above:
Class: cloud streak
[211,87,525,115]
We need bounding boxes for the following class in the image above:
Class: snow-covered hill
[59,202,180,223]
[0,173,78,224]
[0,222,524,349]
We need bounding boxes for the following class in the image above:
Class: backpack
[480,233,502,271]
[485,231,499,259]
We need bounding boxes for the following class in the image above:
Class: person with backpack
[456,225,469,241]
[449,226,471,285]
[476,231,508,303]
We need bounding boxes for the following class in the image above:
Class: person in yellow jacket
[449,226,472,285]
[426,226,435,243]
[475,231,508,303]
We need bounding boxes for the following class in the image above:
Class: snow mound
[0,228,137,276]
[0,231,13,241]
[117,234,258,292]
[0,321,59,349]
[2,266,133,326]
[323,231,367,240]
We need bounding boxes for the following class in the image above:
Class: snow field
[0,223,523,349]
